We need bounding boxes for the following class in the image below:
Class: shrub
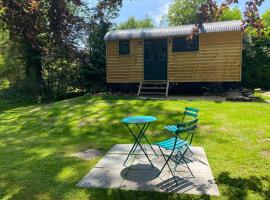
[43,56,83,100]
[242,35,270,89]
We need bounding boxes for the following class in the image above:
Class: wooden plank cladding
[106,31,242,83]
[106,39,143,83]
[168,31,242,82]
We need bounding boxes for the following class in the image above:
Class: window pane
[173,36,199,52]
[119,40,130,55]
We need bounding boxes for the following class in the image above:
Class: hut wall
[106,31,242,83]
[168,31,242,82]
[106,39,144,83]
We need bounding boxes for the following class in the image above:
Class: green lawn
[0,95,270,200]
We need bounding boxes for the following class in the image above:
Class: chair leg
[176,147,193,177]
[188,147,194,156]
[157,147,168,175]
[183,157,193,177]
[157,147,178,184]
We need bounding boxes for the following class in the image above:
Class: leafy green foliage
[0,0,86,97]
[43,57,82,100]
[242,35,270,89]
[262,9,270,27]
[0,28,25,86]
[187,0,265,40]
[116,16,154,29]
[219,7,242,21]
[0,0,122,99]
[241,10,270,90]
[167,0,205,26]
[262,9,270,36]
[79,21,111,93]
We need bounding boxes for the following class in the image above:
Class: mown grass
[0,95,270,200]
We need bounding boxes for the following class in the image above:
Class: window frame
[118,40,130,55]
[172,35,200,52]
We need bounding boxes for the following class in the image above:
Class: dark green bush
[42,56,83,100]
[242,35,270,89]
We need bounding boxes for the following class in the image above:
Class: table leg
[136,140,155,167]
[124,122,157,167]
[132,123,149,154]
[136,123,158,157]
[123,123,147,165]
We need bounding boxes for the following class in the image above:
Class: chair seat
[154,137,188,151]
[164,125,179,133]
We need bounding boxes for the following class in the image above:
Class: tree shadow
[217,172,270,200]
[88,188,211,200]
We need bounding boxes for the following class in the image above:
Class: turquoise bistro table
[121,116,158,167]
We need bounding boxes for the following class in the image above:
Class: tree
[76,21,112,94]
[0,27,24,86]
[197,0,265,30]
[219,7,242,21]
[262,9,270,27]
[0,0,85,96]
[187,0,265,40]
[0,0,123,98]
[242,35,270,89]
[116,16,154,30]
[262,9,270,35]
[159,15,169,27]
[167,0,205,26]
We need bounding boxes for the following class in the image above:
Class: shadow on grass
[217,172,270,200]
[88,188,211,200]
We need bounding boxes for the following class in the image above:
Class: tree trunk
[25,46,44,97]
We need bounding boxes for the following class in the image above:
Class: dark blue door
[144,39,167,80]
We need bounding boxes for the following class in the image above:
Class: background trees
[219,7,242,21]
[0,0,87,98]
[167,0,243,26]
[167,0,205,26]
[262,9,270,35]
[0,0,123,100]
[0,0,269,101]
[0,28,24,88]
[242,8,270,90]
[116,16,154,29]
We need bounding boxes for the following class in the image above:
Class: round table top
[121,116,157,124]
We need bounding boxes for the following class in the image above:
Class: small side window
[173,36,199,52]
[119,40,130,55]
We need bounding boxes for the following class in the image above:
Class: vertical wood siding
[106,31,242,83]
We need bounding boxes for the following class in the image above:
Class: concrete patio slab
[77,167,126,189]
[107,144,161,155]
[77,144,219,196]
[72,149,103,160]
[95,154,129,169]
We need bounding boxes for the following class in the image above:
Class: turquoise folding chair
[154,120,198,184]
[164,107,199,157]
[165,107,199,134]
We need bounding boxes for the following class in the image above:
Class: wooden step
[140,92,166,95]
[141,82,167,85]
[143,80,167,82]
[137,82,142,96]
[141,87,167,90]
[138,81,170,97]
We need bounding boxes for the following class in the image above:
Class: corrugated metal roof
[104,20,242,41]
